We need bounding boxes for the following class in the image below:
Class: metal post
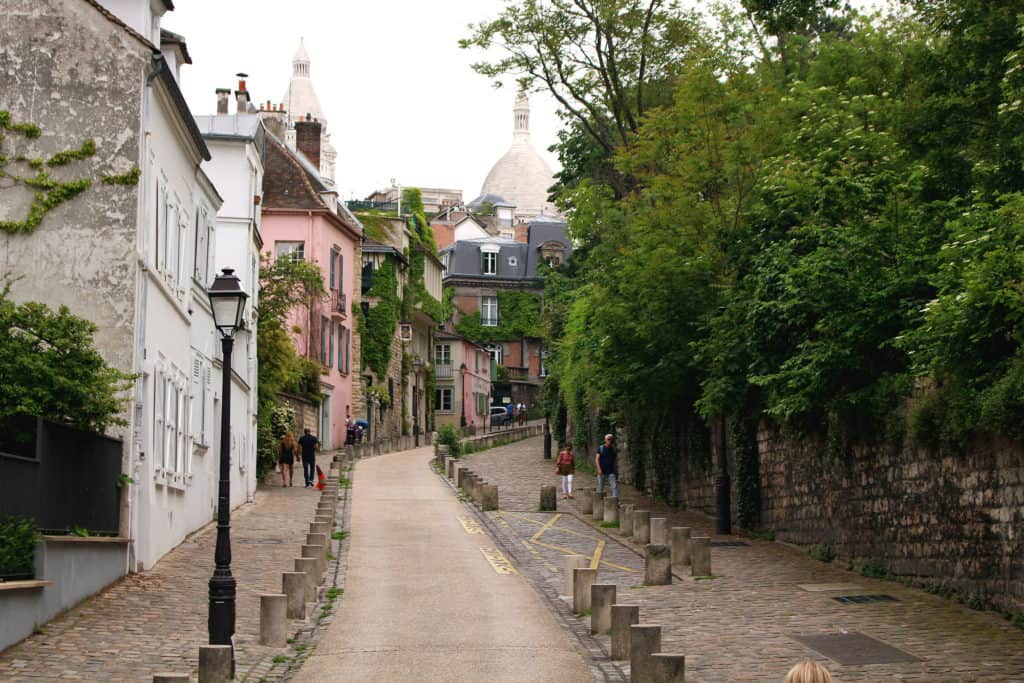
[715,414,731,535]
[413,371,420,447]
[543,414,552,459]
[209,335,236,666]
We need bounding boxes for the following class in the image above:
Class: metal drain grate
[236,538,286,545]
[710,541,749,547]
[792,631,919,665]
[832,594,899,604]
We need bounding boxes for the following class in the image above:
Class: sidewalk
[0,451,336,682]
[463,436,1024,682]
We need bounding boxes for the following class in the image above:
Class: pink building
[434,329,493,433]
[261,126,362,448]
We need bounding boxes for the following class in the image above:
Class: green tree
[0,279,134,433]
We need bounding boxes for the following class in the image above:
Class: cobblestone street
[463,436,1024,682]
[0,453,339,682]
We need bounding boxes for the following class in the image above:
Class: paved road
[465,436,1024,683]
[293,445,592,683]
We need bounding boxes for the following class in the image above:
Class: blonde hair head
[784,661,833,683]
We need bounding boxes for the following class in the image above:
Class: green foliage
[100,167,141,186]
[456,290,543,344]
[0,516,39,577]
[808,542,836,563]
[70,525,89,538]
[0,280,135,433]
[731,413,761,529]
[360,260,400,374]
[436,424,462,457]
[859,557,889,578]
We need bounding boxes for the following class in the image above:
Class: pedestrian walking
[505,402,514,428]
[298,427,320,488]
[595,433,619,499]
[784,661,833,683]
[518,402,527,425]
[555,444,575,499]
[278,432,298,487]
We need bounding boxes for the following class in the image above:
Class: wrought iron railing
[435,363,453,379]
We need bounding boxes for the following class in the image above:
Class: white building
[281,38,337,183]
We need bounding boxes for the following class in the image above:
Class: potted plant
[0,516,39,581]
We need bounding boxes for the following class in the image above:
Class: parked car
[490,406,511,428]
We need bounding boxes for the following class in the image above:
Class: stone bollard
[644,544,672,585]
[302,544,325,578]
[592,491,606,520]
[310,521,330,537]
[153,675,190,683]
[633,509,651,544]
[481,484,499,511]
[259,593,288,647]
[603,496,619,524]
[447,458,457,480]
[590,584,616,635]
[619,504,634,537]
[282,571,306,618]
[652,653,687,682]
[630,624,662,683]
[580,488,593,514]
[198,644,233,683]
[563,555,589,596]
[295,557,318,599]
[438,444,450,469]
[308,532,329,558]
[690,536,712,577]
[314,516,332,529]
[572,567,597,614]
[457,466,470,490]
[611,604,640,660]
[650,517,667,545]
[670,527,692,568]
[540,485,557,511]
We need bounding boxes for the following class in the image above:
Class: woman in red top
[555,444,575,499]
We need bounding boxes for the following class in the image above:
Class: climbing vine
[0,112,139,234]
[359,260,400,375]
[730,412,761,530]
[455,290,543,344]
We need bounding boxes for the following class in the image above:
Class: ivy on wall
[456,290,543,345]
[0,112,139,234]
[358,260,400,375]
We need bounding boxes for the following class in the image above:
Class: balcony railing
[435,363,453,379]
[331,289,347,315]
[505,365,529,380]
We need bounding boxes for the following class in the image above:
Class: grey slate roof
[442,217,571,282]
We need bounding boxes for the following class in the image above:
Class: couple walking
[278,427,320,488]
[556,433,619,500]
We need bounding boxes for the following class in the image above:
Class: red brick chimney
[234,72,250,114]
[294,114,322,170]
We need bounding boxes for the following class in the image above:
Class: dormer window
[483,252,497,275]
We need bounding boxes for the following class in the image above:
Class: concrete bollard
[580,488,593,514]
[633,509,651,544]
[302,544,325,578]
[540,485,557,511]
[619,504,634,537]
[282,571,306,618]
[670,527,692,568]
[590,584,616,635]
[592,490,606,520]
[572,567,597,614]
[650,518,667,545]
[652,653,687,682]
[259,593,288,647]
[457,466,470,490]
[307,533,328,561]
[611,604,640,660]
[629,624,662,683]
[153,675,190,683]
[603,496,619,524]
[198,644,233,683]
[447,458,457,479]
[314,516,332,530]
[310,521,330,537]
[295,557,318,599]
[481,484,499,511]
[644,544,672,585]
[563,555,589,596]
[690,536,712,577]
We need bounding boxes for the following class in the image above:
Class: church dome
[282,37,326,126]
[480,94,558,219]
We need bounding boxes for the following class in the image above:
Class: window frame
[481,295,498,327]
[435,387,453,413]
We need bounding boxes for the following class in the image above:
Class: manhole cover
[236,538,286,545]
[711,541,749,547]
[833,594,899,604]
[791,631,919,665]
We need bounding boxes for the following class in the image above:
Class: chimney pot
[215,88,231,115]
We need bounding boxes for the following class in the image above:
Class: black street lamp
[207,268,248,661]
[412,358,422,447]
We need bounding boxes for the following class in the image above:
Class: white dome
[480,94,558,218]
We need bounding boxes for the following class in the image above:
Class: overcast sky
[164,0,561,203]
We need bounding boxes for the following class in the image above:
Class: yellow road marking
[530,538,639,573]
[530,513,562,542]
[480,546,518,575]
[590,540,606,570]
[457,516,483,534]
[504,512,605,543]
